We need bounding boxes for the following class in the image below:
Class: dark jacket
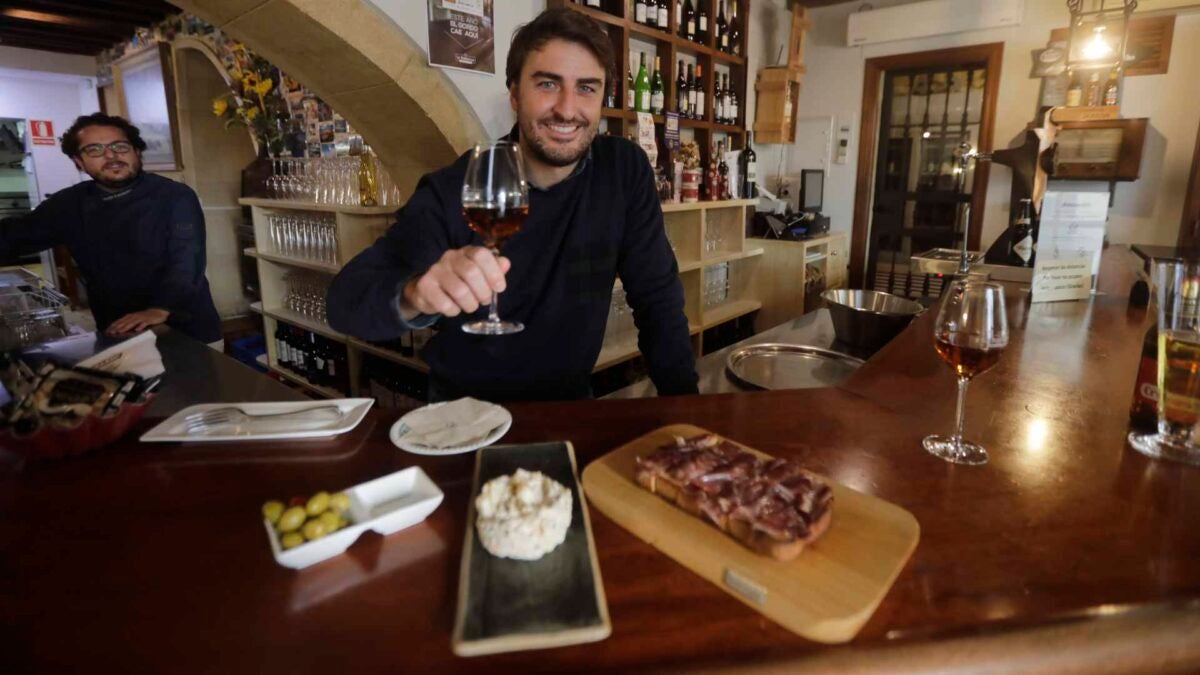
[0,173,222,343]
[327,134,698,401]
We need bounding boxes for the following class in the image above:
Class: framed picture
[113,43,182,171]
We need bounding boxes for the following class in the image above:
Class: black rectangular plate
[453,442,610,656]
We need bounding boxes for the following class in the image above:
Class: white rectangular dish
[264,466,444,569]
[140,399,374,443]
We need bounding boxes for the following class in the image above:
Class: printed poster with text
[428,0,495,74]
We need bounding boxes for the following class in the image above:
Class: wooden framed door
[850,44,1003,292]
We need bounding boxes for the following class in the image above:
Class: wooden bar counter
[3,247,1198,674]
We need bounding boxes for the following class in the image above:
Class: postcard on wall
[428,0,495,74]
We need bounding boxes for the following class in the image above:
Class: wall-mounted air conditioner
[847,0,1024,47]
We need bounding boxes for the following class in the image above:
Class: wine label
[687,19,696,35]
[700,15,708,31]
[746,161,757,182]
[696,94,705,118]
[731,101,738,121]
[635,3,646,22]
[1014,234,1034,263]
[627,87,635,109]
[640,90,651,111]
[658,7,669,27]
[1134,354,1158,412]
[651,91,665,111]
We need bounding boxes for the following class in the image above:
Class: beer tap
[953,142,992,276]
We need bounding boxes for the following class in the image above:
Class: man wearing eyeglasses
[0,113,221,346]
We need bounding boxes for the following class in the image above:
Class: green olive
[302,519,329,541]
[329,492,351,514]
[277,506,307,533]
[262,500,285,524]
[281,532,305,550]
[305,491,331,516]
[318,510,340,532]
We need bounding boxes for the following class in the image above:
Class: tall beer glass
[1129,260,1200,465]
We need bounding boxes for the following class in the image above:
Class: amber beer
[464,204,529,250]
[1158,329,1200,433]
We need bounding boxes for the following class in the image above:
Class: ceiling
[0,0,176,56]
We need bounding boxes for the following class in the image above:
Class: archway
[172,39,257,317]
[168,0,489,194]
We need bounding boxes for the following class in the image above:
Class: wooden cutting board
[581,424,919,644]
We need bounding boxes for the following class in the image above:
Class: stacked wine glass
[282,271,332,325]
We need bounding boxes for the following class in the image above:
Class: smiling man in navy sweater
[328,8,697,402]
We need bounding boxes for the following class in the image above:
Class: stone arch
[169,0,489,194]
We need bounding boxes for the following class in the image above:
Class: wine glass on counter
[460,141,529,335]
[923,280,1009,465]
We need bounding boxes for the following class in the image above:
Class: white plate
[265,466,444,569]
[140,399,374,443]
[389,401,512,456]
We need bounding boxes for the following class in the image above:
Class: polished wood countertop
[2,248,1198,674]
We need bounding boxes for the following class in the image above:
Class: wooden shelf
[699,247,764,267]
[262,306,346,344]
[270,365,346,399]
[601,107,744,131]
[350,337,430,373]
[660,198,756,213]
[701,299,761,329]
[238,197,398,216]
[627,19,747,66]
[245,247,340,274]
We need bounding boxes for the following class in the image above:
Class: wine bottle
[717,140,730,200]
[675,0,683,34]
[651,56,665,115]
[698,5,709,44]
[626,64,635,110]
[1066,71,1083,107]
[740,131,758,198]
[675,59,688,115]
[714,75,725,124]
[1129,324,1159,432]
[722,74,734,124]
[274,322,290,369]
[729,1,742,56]
[686,63,697,119]
[717,0,729,52]
[605,72,618,109]
[1009,198,1035,267]
[682,0,696,40]
[635,0,648,25]
[694,64,705,120]
[729,85,739,125]
[657,0,670,30]
[635,53,651,113]
[1103,67,1119,106]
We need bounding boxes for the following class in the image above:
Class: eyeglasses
[79,141,134,158]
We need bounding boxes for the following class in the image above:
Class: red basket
[0,397,153,460]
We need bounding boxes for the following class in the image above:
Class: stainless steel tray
[725,343,865,391]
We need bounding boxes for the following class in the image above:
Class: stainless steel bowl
[821,289,924,353]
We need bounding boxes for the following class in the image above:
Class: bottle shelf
[238,197,399,216]
[245,247,340,274]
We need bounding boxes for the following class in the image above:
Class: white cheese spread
[475,469,572,561]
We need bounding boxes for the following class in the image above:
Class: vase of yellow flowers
[211,45,287,196]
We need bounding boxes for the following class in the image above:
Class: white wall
[789,0,1200,253]
[0,67,99,203]
[0,46,97,77]
[366,0,789,140]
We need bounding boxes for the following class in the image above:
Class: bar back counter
[1,247,1197,674]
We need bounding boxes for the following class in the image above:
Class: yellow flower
[255,77,274,97]
[211,97,229,117]
[242,73,258,92]
[245,106,260,120]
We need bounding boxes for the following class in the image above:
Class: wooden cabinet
[1051,118,1148,182]
[750,232,848,332]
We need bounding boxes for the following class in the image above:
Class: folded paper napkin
[402,397,508,449]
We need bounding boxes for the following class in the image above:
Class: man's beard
[519,115,597,168]
[93,163,142,190]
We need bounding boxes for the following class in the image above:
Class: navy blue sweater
[0,174,221,343]
[327,135,698,401]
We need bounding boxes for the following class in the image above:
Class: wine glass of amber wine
[461,141,530,335]
[923,280,1009,465]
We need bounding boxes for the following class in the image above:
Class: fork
[183,404,344,432]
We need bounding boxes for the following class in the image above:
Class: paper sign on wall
[1032,256,1092,303]
[1038,187,1108,278]
[29,120,55,146]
